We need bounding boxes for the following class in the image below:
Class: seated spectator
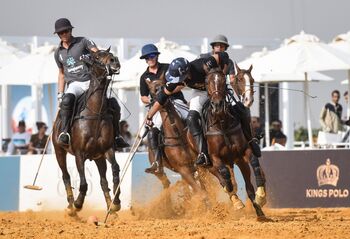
[28,122,49,154]
[343,91,350,126]
[320,90,343,133]
[270,120,287,146]
[6,120,31,155]
[116,120,133,152]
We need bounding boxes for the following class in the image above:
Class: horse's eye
[110,58,114,62]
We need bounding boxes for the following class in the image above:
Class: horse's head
[145,73,166,100]
[206,67,227,115]
[234,63,255,107]
[84,47,121,78]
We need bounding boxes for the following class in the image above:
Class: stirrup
[58,132,71,145]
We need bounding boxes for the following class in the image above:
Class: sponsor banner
[0,156,20,211]
[261,149,350,208]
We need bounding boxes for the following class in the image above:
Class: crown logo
[316,158,339,187]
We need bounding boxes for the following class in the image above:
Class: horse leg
[106,149,121,212]
[94,158,112,210]
[236,159,265,219]
[250,155,266,207]
[149,148,170,189]
[228,163,245,210]
[208,156,235,201]
[55,147,75,215]
[74,154,88,211]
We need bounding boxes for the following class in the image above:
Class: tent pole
[264,83,270,147]
[347,70,350,119]
[304,73,313,148]
[281,82,294,149]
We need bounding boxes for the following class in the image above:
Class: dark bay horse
[204,67,266,219]
[145,77,206,198]
[52,48,121,215]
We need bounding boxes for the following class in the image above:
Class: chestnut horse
[232,63,267,207]
[204,67,266,219]
[52,48,121,215]
[145,77,206,198]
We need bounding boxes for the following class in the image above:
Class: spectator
[251,116,263,139]
[320,90,343,133]
[116,120,133,152]
[28,122,49,154]
[270,120,287,146]
[343,91,350,126]
[6,120,31,155]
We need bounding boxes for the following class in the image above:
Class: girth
[73,114,113,121]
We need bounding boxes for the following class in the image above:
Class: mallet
[24,129,53,191]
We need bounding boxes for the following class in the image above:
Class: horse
[145,76,207,199]
[52,48,121,216]
[232,63,254,108]
[232,63,267,207]
[203,67,266,219]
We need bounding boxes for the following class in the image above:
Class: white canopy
[0,44,57,86]
[329,31,350,118]
[0,39,26,68]
[114,38,197,89]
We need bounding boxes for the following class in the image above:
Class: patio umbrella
[329,31,350,118]
[239,47,334,148]
[115,37,197,89]
[242,31,350,148]
[0,39,27,139]
[0,44,58,130]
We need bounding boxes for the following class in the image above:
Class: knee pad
[61,93,75,110]
[147,127,160,149]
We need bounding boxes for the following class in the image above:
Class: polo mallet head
[23,185,42,191]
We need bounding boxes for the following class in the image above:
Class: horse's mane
[208,67,225,75]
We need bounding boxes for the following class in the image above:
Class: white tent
[329,31,350,118]
[0,40,27,140]
[114,37,198,89]
[0,44,57,136]
[242,31,350,148]
[239,47,333,148]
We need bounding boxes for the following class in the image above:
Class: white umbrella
[239,46,334,148]
[0,44,58,130]
[0,44,57,85]
[329,31,350,118]
[242,31,350,148]
[115,37,197,89]
[0,39,27,140]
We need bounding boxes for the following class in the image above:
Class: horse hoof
[230,195,245,210]
[110,203,121,213]
[255,186,267,207]
[65,207,77,217]
[257,216,273,222]
[74,202,83,212]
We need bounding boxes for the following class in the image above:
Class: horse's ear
[234,62,241,72]
[248,64,253,72]
[106,46,111,53]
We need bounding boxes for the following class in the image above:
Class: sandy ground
[1,200,350,239]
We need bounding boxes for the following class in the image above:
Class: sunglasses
[58,29,70,35]
[145,54,158,60]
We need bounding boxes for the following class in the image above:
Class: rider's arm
[146,84,185,120]
[141,96,150,104]
[58,67,65,93]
